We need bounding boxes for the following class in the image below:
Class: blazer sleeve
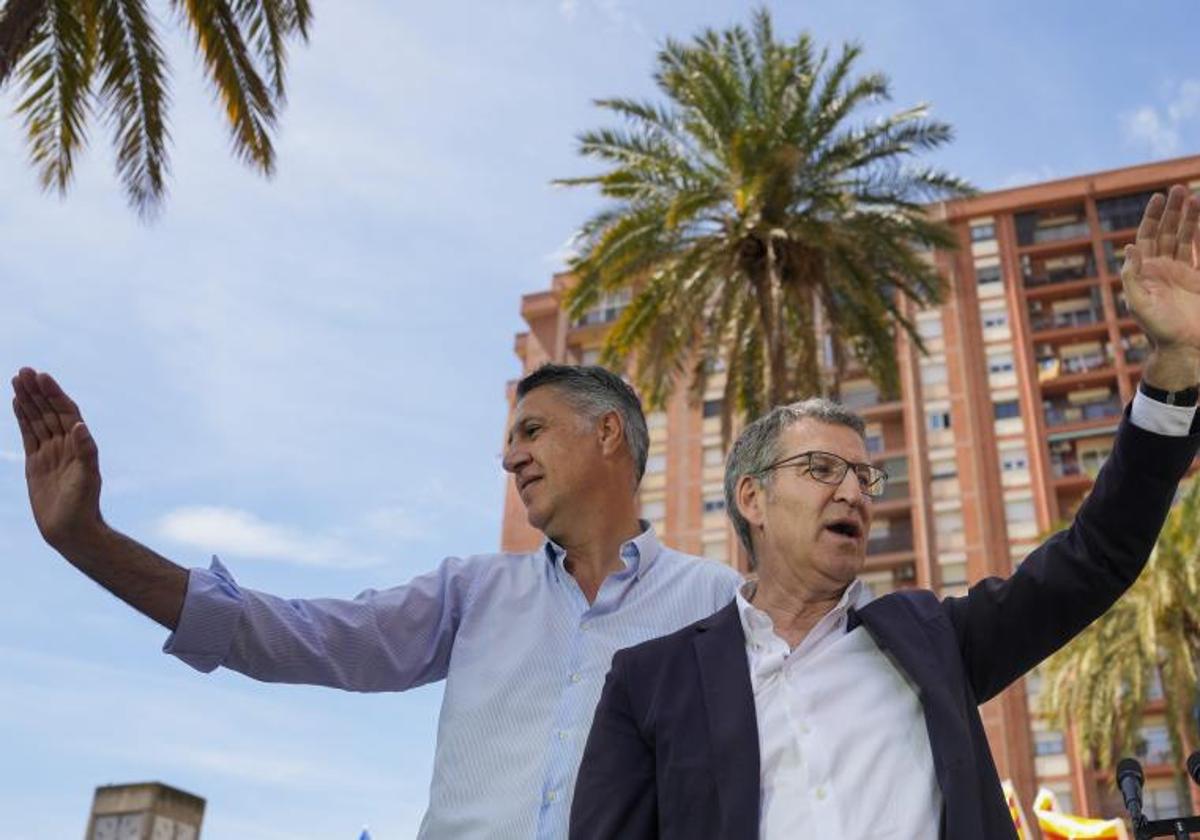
[944,412,1200,704]
[570,650,658,839]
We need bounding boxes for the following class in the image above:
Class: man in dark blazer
[571,185,1200,839]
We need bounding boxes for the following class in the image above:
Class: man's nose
[833,468,866,503]
[502,442,529,473]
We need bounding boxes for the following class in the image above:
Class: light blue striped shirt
[164,526,741,838]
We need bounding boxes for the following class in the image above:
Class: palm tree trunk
[764,237,789,407]
[0,0,49,87]
[747,254,784,410]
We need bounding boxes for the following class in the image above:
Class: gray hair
[516,363,650,483]
[723,398,866,567]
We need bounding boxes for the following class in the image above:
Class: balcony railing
[1023,257,1097,288]
[1029,307,1104,332]
[868,523,914,555]
[1043,396,1123,428]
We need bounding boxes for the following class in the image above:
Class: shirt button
[557,730,569,741]
[570,672,582,684]
[800,723,811,735]
[816,787,827,801]
[546,790,559,804]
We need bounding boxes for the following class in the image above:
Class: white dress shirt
[737,580,942,838]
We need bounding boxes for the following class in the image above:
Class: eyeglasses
[758,450,888,498]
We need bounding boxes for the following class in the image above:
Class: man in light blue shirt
[11,363,741,838]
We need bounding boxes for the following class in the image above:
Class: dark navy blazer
[570,413,1200,839]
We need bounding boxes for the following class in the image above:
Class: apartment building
[501,155,1200,823]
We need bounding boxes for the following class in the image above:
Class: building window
[921,363,948,386]
[1137,724,1173,766]
[988,353,1015,375]
[994,400,1020,420]
[935,511,964,534]
[970,223,996,242]
[864,423,884,454]
[703,498,725,513]
[917,315,943,340]
[1005,498,1035,523]
[1144,783,1180,821]
[940,561,967,585]
[574,289,631,326]
[703,446,724,466]
[702,399,722,418]
[983,312,1009,329]
[645,454,667,474]
[928,411,952,431]
[930,457,957,479]
[1034,731,1066,756]
[1000,450,1028,472]
[976,265,1002,285]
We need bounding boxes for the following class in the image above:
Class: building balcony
[868,521,914,556]
[1016,205,1091,247]
[1043,395,1123,428]
[1022,250,1098,289]
[1029,306,1105,332]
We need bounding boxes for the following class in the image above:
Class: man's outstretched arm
[12,367,187,629]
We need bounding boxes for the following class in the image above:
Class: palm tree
[0,0,311,216]
[556,7,971,434]
[1041,476,1200,812]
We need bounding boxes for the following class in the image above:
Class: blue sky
[2,1,1198,837]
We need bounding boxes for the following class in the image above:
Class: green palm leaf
[93,0,170,215]
[13,0,91,192]
[173,0,276,173]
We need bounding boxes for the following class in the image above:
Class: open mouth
[824,520,862,540]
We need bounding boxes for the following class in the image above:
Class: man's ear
[596,410,625,457]
[736,474,766,529]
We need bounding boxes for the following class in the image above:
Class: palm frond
[14,0,91,192]
[0,0,48,87]
[94,0,170,215]
[173,0,276,173]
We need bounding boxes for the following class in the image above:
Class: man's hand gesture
[1123,185,1200,389]
[11,368,103,551]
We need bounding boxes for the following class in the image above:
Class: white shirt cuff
[1131,389,1197,437]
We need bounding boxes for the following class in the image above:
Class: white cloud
[559,0,578,20]
[1121,79,1200,158]
[0,449,21,463]
[157,505,384,568]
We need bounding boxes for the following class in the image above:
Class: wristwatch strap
[1139,379,1200,407]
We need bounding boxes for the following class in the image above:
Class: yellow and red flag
[1031,786,1129,840]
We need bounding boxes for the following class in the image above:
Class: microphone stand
[1133,813,1200,839]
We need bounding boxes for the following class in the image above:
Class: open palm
[11,368,102,548]
[1122,185,1200,351]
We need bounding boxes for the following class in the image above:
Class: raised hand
[11,368,104,550]
[1123,185,1200,352]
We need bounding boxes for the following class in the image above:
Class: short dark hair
[516,364,649,483]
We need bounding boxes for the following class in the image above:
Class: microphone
[1116,757,1145,824]
[1187,751,1200,786]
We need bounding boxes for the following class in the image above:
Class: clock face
[152,816,175,840]
[118,813,144,840]
[93,816,118,840]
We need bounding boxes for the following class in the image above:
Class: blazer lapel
[693,600,761,836]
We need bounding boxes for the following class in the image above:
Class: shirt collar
[542,519,661,582]
[735,577,871,645]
